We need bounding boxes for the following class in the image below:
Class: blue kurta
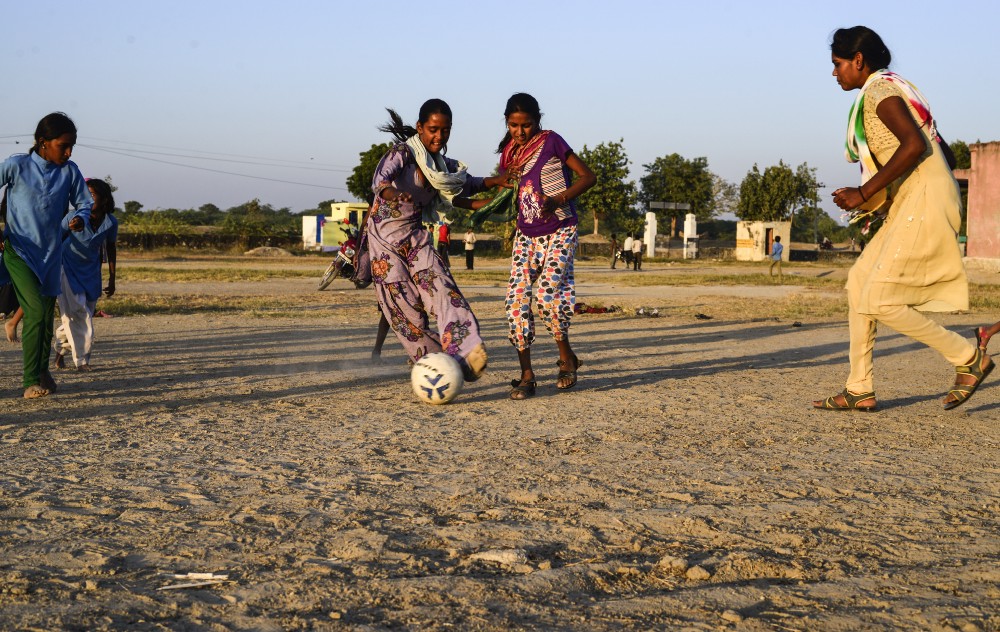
[1,152,92,295]
[63,214,118,301]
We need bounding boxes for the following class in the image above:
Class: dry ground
[1,254,998,631]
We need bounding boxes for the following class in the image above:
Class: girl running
[0,112,91,398]
[54,178,118,371]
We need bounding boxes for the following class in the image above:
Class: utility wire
[82,144,350,192]
[79,143,351,173]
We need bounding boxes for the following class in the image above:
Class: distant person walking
[463,228,476,270]
[622,233,634,267]
[769,235,784,282]
[814,26,991,412]
[437,222,451,269]
[609,233,618,269]
[632,234,643,270]
[0,112,92,398]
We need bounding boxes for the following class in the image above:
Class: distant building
[735,221,790,262]
[302,202,367,251]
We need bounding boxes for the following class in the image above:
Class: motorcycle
[318,229,370,290]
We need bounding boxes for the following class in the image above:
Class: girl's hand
[832,187,864,211]
[383,187,412,204]
[541,193,564,214]
[484,174,515,190]
[68,216,85,232]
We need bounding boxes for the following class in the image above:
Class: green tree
[737,161,818,222]
[222,199,298,249]
[949,139,971,170]
[576,139,637,235]
[346,142,393,204]
[639,153,714,236]
[711,174,739,218]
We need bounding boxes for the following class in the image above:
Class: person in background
[609,233,618,269]
[437,222,451,269]
[53,178,118,371]
[769,235,784,283]
[632,233,643,271]
[622,232,634,268]
[463,227,476,270]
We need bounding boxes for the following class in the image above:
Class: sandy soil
[1,258,998,631]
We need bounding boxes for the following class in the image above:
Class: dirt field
[1,255,998,631]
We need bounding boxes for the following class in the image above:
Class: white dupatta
[405,135,468,224]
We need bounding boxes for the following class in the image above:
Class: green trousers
[3,241,55,389]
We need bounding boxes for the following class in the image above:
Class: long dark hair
[378,98,453,144]
[86,179,116,215]
[31,112,77,154]
[830,26,891,71]
[497,93,543,153]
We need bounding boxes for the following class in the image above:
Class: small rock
[469,549,528,566]
[656,555,689,573]
[721,609,744,623]
[960,623,982,632]
[686,565,711,581]
[221,595,238,605]
[536,560,552,571]
[328,612,342,620]
[512,564,534,574]
[83,580,98,591]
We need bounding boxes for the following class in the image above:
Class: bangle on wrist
[858,186,867,202]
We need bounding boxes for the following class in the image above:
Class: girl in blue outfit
[0,113,91,398]
[54,178,118,371]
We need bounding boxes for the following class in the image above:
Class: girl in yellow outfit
[815,26,993,412]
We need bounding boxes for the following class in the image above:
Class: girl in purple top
[368,99,507,381]
[500,94,596,400]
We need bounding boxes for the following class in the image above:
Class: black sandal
[510,379,536,400]
[944,346,994,410]
[813,389,878,412]
[556,355,582,390]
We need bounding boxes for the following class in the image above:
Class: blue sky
[3,0,997,221]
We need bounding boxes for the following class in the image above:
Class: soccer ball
[411,353,464,405]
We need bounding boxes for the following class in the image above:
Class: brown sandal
[556,355,582,390]
[813,389,878,412]
[510,379,536,400]
[944,346,994,411]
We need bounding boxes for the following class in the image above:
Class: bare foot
[23,385,49,399]
[78,363,93,372]
[4,320,18,343]
[54,353,66,369]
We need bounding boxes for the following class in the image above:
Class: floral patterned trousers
[374,247,483,365]
[505,225,578,351]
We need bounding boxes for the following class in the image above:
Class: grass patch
[117,267,319,283]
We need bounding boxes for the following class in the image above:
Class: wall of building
[735,221,791,262]
[966,141,1000,259]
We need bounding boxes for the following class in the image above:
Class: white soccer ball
[411,352,464,405]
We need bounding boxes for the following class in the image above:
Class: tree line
[110,138,973,250]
